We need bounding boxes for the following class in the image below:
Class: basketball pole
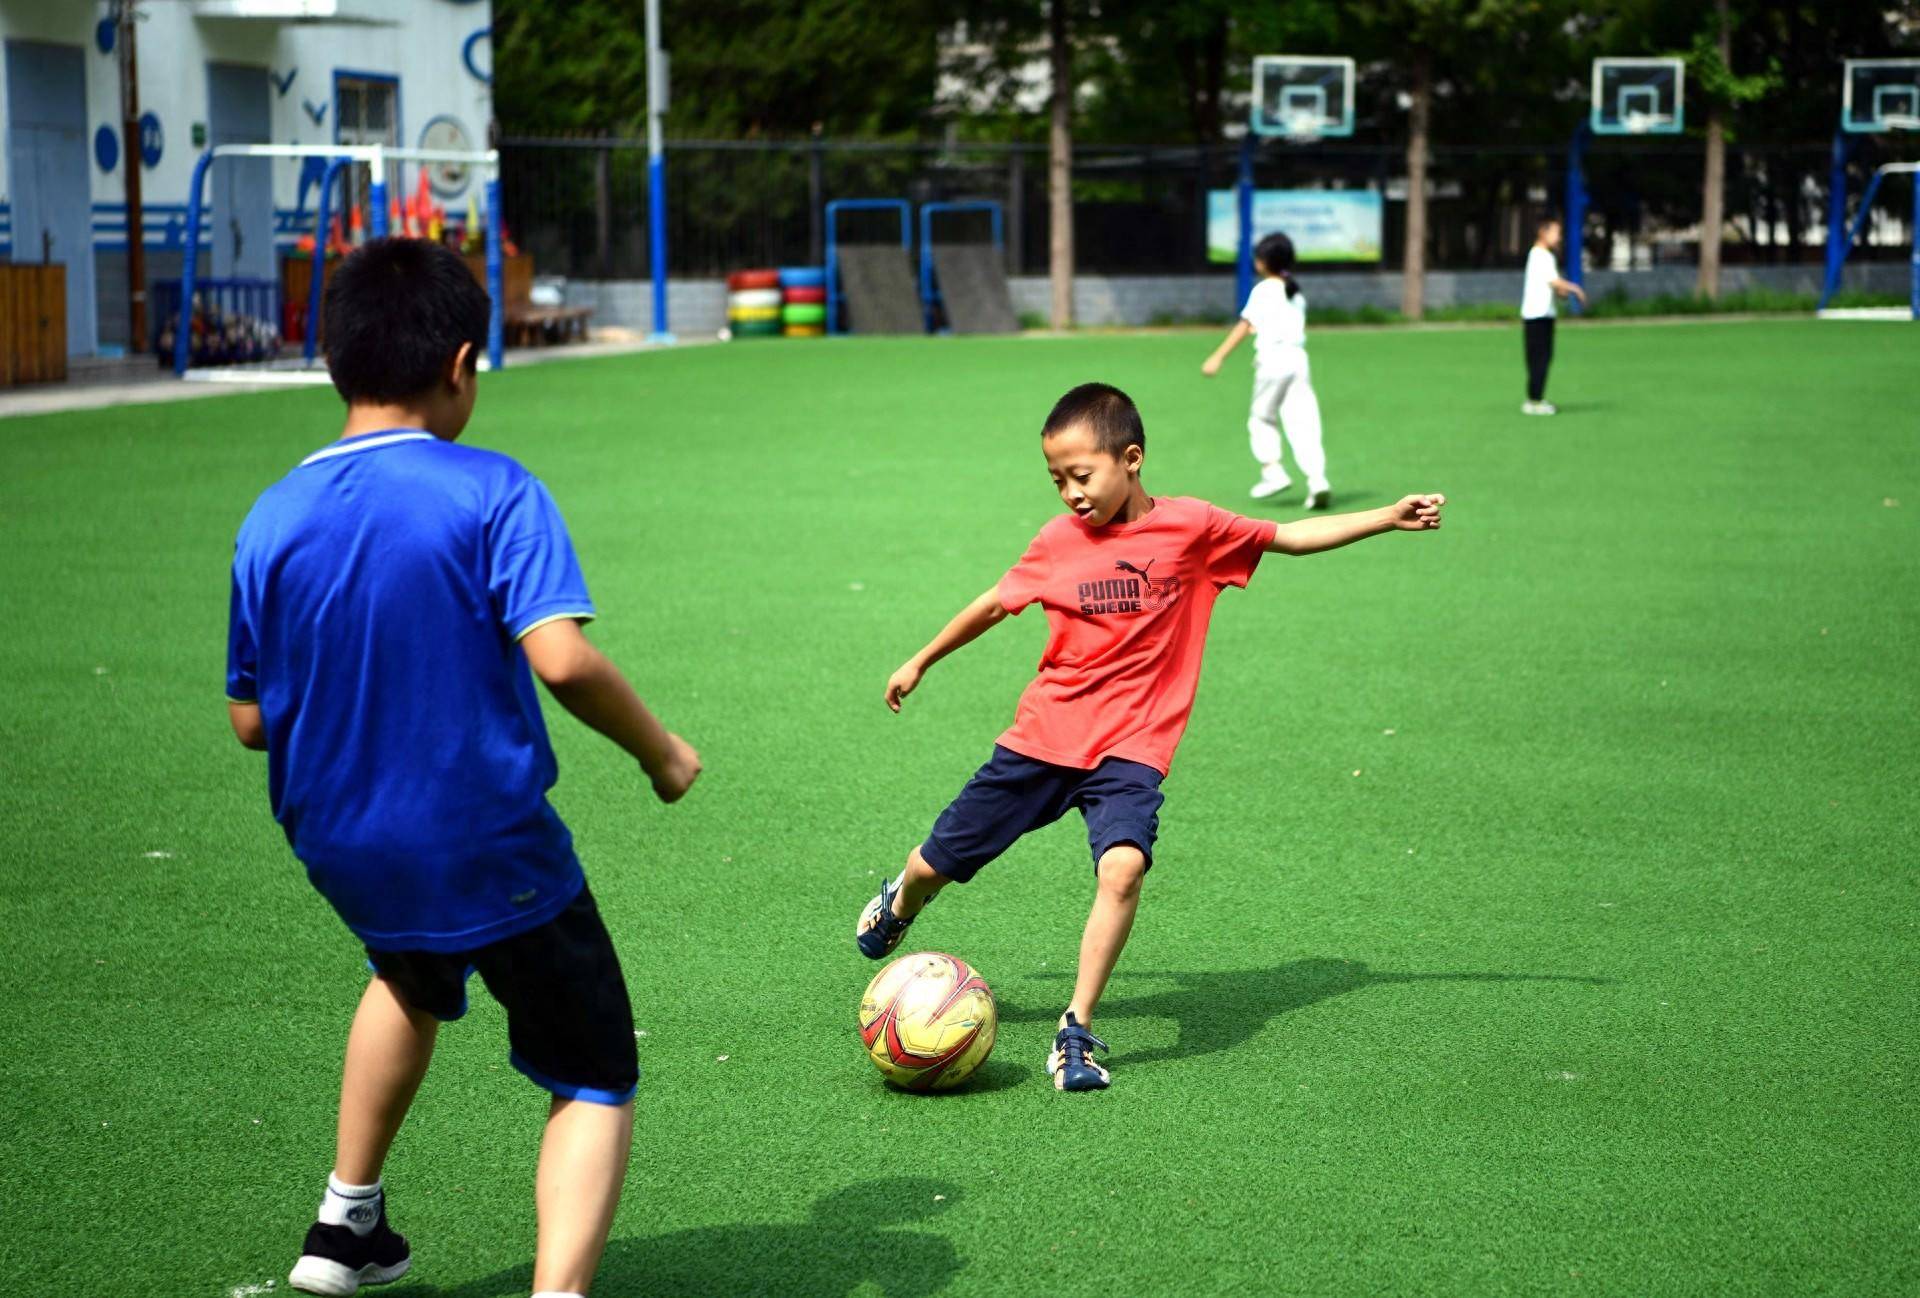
[645,0,675,344]
[1565,123,1588,314]
[1235,137,1256,311]
[1823,124,1852,305]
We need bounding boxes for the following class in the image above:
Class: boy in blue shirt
[226,238,700,1298]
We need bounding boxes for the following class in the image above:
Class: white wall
[0,0,492,258]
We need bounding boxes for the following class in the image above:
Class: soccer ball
[858,952,997,1091]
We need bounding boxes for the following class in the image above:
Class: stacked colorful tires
[780,266,826,338]
[726,269,782,339]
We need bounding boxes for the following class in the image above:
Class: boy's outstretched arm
[886,586,1008,712]
[1266,494,1445,556]
[520,618,702,803]
[1201,320,1252,376]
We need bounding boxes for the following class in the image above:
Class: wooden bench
[504,303,593,347]
[465,253,592,349]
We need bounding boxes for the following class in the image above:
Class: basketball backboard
[1251,56,1355,140]
[1592,57,1685,135]
[1843,59,1920,132]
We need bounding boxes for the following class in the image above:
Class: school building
[0,0,494,358]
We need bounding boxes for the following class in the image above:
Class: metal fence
[499,133,1918,282]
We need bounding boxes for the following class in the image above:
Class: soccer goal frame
[174,143,505,381]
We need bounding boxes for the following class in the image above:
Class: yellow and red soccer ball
[858,952,997,1091]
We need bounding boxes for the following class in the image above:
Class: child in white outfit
[1201,232,1330,509]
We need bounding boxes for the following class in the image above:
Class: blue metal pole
[175,149,215,376]
[1565,124,1588,314]
[825,212,840,335]
[304,157,350,367]
[1911,169,1918,321]
[1820,127,1852,310]
[648,152,672,341]
[1235,137,1255,311]
[369,178,389,239]
[1828,168,1890,312]
[486,176,505,369]
[918,205,936,331]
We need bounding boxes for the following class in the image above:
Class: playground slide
[837,246,925,334]
[930,244,1019,334]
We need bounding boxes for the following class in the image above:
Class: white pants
[1249,348,1328,493]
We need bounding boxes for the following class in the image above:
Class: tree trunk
[1048,0,1074,330]
[1697,0,1731,298]
[1401,47,1431,320]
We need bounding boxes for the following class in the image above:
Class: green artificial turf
[1,319,1915,1296]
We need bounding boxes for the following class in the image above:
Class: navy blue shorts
[921,745,1165,883]
[366,885,638,1106]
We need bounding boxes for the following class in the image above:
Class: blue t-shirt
[228,430,595,953]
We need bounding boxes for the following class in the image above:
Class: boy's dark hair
[323,237,492,404]
[1254,232,1300,300]
[1537,217,1562,235]
[1042,382,1145,457]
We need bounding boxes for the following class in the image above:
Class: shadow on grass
[999,958,1609,1068]
[417,1177,964,1297]
[875,1055,1030,1096]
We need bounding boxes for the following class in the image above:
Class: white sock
[318,1173,383,1236]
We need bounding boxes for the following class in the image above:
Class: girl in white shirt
[1202,233,1330,508]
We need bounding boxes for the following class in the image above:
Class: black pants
[1523,316,1555,402]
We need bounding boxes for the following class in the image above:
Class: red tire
[727,268,781,291]
[782,285,826,305]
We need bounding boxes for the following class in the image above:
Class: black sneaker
[288,1204,411,1295]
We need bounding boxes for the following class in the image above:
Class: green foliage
[495,0,944,139]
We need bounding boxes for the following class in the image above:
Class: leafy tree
[494,0,943,139]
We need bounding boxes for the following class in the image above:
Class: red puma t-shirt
[995,495,1278,776]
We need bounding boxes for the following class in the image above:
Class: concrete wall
[569,262,1911,336]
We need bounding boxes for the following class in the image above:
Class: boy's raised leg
[1050,845,1147,1092]
[530,1095,635,1295]
[857,847,952,958]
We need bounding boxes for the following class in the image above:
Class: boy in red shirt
[857,382,1444,1091]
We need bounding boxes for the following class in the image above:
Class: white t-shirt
[1241,276,1307,367]
[1521,245,1558,320]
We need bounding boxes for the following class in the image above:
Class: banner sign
[1207,189,1382,264]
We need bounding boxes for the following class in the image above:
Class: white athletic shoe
[1521,400,1558,416]
[1250,468,1292,500]
[1303,488,1331,511]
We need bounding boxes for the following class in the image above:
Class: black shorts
[366,884,638,1106]
[921,745,1165,883]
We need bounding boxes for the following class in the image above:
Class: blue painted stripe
[509,1052,637,1107]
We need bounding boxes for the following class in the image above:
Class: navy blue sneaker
[288,1203,411,1295]
[856,874,918,959]
[1047,1013,1111,1091]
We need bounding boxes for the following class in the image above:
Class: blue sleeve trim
[510,1051,637,1106]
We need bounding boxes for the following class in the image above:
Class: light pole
[645,0,674,343]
